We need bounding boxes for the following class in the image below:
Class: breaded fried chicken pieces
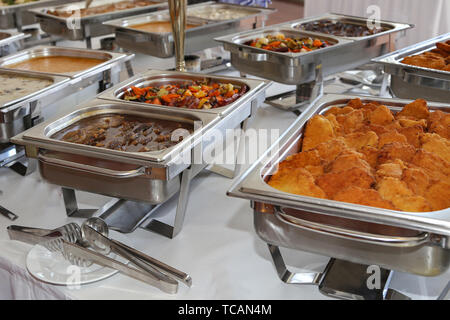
[268,98,450,212]
[401,40,450,72]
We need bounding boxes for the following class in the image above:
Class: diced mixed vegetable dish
[121,80,248,109]
[244,33,332,53]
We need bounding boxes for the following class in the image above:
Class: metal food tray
[0,0,78,29]
[228,93,450,276]
[103,1,274,58]
[97,69,269,117]
[0,69,70,143]
[216,14,412,85]
[373,32,450,103]
[28,0,168,41]
[288,12,409,40]
[0,31,29,57]
[12,99,221,191]
[0,45,133,79]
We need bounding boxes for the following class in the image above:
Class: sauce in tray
[130,21,197,33]
[47,0,158,18]
[53,114,194,152]
[0,74,53,105]
[6,56,107,73]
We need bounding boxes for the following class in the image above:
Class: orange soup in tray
[129,21,197,33]
[6,56,107,73]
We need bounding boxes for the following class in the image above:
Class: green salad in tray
[0,0,40,6]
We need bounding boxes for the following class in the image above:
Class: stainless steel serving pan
[0,45,133,79]
[287,13,411,41]
[104,1,274,58]
[11,99,220,194]
[28,0,168,41]
[216,14,412,85]
[97,69,269,117]
[0,69,71,143]
[373,33,450,103]
[0,31,28,57]
[0,0,78,29]
[216,27,354,85]
[228,93,450,276]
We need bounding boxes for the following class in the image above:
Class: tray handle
[275,208,430,248]
[38,153,146,179]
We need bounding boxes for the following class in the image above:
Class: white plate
[26,230,128,286]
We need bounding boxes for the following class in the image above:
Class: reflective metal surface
[216,13,412,85]
[228,93,450,276]
[373,33,450,103]
[28,0,168,41]
[104,1,274,57]
[0,31,28,57]
[0,0,79,29]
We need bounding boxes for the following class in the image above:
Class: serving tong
[7,222,191,293]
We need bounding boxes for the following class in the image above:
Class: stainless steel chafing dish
[103,1,274,58]
[228,94,450,282]
[0,31,28,57]
[0,69,70,143]
[217,27,352,85]
[0,45,134,175]
[216,14,412,85]
[12,70,269,237]
[373,33,450,103]
[97,69,267,118]
[0,45,133,79]
[0,0,78,30]
[28,0,168,47]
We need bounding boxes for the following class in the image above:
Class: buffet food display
[401,40,450,72]
[28,0,168,46]
[268,98,449,212]
[0,73,53,104]
[12,70,269,236]
[0,46,133,174]
[0,0,78,29]
[296,19,385,37]
[121,80,248,109]
[46,0,158,17]
[55,113,194,152]
[374,33,450,103]
[244,33,332,53]
[228,94,450,279]
[216,14,412,86]
[104,1,274,57]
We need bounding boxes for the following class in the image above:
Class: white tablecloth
[304,0,450,49]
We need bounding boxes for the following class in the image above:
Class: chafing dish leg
[125,60,134,77]
[208,109,255,179]
[437,281,450,300]
[379,73,391,97]
[265,64,324,113]
[268,244,412,300]
[1,144,37,176]
[143,165,194,239]
[267,244,323,285]
[62,188,97,218]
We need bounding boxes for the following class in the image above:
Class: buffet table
[0,59,449,299]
